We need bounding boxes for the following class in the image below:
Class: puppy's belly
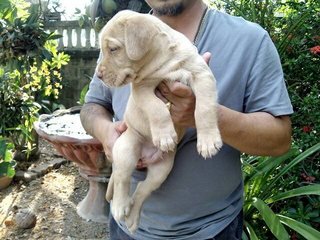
[140,142,164,165]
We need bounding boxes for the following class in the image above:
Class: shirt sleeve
[244,32,293,116]
[84,73,114,114]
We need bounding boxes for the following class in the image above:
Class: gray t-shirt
[85,9,293,240]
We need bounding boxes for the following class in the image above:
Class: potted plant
[0,136,16,189]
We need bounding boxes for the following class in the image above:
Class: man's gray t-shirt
[85,9,293,240]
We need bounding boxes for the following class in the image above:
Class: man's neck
[153,1,208,42]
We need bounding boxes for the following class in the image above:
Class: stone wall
[44,20,100,108]
[60,49,100,108]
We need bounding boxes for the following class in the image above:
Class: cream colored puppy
[96,10,222,233]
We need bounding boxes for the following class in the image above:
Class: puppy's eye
[109,46,120,53]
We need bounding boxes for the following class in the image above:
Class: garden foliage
[0,0,70,159]
[0,0,318,239]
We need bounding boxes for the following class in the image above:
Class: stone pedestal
[34,110,111,223]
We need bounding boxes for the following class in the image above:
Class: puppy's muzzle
[96,65,105,79]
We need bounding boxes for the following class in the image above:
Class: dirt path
[0,139,110,240]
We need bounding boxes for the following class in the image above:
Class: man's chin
[153,3,184,16]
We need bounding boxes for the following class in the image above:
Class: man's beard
[153,3,184,16]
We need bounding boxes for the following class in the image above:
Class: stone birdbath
[33,107,111,223]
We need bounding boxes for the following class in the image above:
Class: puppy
[96,10,222,233]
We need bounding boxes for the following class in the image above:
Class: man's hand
[80,103,128,161]
[157,81,196,127]
[156,52,211,128]
[102,121,127,161]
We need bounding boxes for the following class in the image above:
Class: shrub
[242,143,320,240]
[0,0,70,159]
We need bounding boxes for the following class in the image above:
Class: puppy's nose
[96,71,103,79]
[96,67,103,79]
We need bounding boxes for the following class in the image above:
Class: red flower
[310,45,320,55]
[302,125,312,133]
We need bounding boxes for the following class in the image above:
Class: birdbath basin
[34,107,111,223]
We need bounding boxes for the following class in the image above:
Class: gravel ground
[0,139,110,240]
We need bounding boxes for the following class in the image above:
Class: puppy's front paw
[111,197,133,223]
[197,130,222,158]
[152,129,177,152]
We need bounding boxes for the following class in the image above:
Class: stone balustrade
[44,20,99,50]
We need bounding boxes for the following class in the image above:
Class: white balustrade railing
[44,21,100,50]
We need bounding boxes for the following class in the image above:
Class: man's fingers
[155,88,168,103]
[170,82,193,97]
[115,121,127,133]
[158,81,193,98]
[202,52,211,65]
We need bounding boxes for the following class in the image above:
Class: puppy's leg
[125,151,175,233]
[106,173,114,202]
[111,128,141,223]
[131,86,177,152]
[163,66,222,158]
[189,69,222,158]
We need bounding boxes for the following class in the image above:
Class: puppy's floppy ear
[124,16,158,61]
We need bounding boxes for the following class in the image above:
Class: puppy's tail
[106,173,114,202]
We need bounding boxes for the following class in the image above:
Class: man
[80,0,293,239]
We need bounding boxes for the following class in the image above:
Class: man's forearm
[80,103,113,142]
[218,105,292,156]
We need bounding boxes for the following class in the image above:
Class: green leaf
[6,165,15,177]
[0,0,11,10]
[4,147,13,161]
[42,49,52,60]
[78,17,85,28]
[74,8,81,14]
[0,139,6,159]
[268,143,320,191]
[0,161,16,177]
[242,231,249,240]
[252,198,290,240]
[268,184,320,203]
[248,148,297,181]
[78,84,89,105]
[278,215,320,240]
[47,33,62,40]
[244,221,259,240]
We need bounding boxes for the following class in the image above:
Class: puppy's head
[96,10,158,87]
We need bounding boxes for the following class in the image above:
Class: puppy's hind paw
[125,215,139,234]
[111,198,133,223]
